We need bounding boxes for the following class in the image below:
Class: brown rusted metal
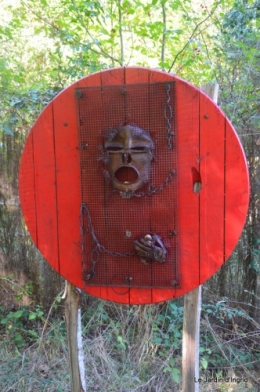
[104,125,154,198]
[133,234,167,264]
[76,81,179,289]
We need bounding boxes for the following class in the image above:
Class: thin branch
[168,1,221,73]
[38,288,65,351]
[118,0,124,66]
[110,0,115,67]
[20,0,121,65]
[161,1,166,70]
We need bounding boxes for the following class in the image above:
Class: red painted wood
[199,92,225,284]
[31,103,60,273]
[172,79,200,297]
[99,67,130,304]
[149,70,177,303]
[19,132,38,246]
[77,72,102,299]
[19,67,249,305]
[125,67,152,305]
[225,118,250,259]
[52,83,82,285]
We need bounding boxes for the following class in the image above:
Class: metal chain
[147,168,175,195]
[80,203,136,280]
[80,84,175,279]
[119,169,175,198]
[164,83,174,149]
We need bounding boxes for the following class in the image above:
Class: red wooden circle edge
[19,67,250,304]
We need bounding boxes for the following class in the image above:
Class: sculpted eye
[106,146,122,152]
[130,147,147,152]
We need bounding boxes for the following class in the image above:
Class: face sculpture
[104,125,154,197]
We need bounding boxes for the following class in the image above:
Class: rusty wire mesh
[76,82,180,288]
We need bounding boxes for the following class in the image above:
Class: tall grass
[0,292,259,391]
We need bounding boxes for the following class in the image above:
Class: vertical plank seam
[31,129,39,247]
[100,70,109,298]
[51,101,61,274]
[174,80,178,295]
[123,66,131,305]
[75,81,84,289]
[224,117,227,264]
[198,92,201,285]
[148,69,153,302]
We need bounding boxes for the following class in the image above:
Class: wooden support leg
[65,281,86,392]
[182,286,201,392]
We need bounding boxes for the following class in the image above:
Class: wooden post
[65,281,86,392]
[182,84,219,392]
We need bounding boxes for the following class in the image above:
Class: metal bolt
[171,280,178,286]
[120,87,127,95]
[204,114,209,119]
[168,230,177,237]
[75,90,84,98]
[78,143,89,150]
[63,122,68,127]
[125,276,133,283]
[125,230,132,238]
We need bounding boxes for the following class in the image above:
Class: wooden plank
[32,103,60,273]
[52,85,82,286]
[19,132,38,246]
[65,282,85,392]
[199,90,225,283]
[174,79,200,297]
[182,285,201,392]
[225,118,249,259]
[148,71,200,301]
[77,73,103,300]
[125,66,152,305]
[100,67,130,304]
[149,70,177,303]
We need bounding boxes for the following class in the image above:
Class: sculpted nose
[122,153,132,164]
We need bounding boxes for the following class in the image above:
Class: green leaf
[12,310,24,319]
[163,367,172,373]
[3,125,13,135]
[201,359,208,369]
[28,312,37,320]
[153,336,163,344]
[169,357,175,366]
[14,333,24,347]
[171,368,180,383]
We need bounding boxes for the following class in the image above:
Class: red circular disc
[19,67,249,304]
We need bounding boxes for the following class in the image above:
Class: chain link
[81,83,175,280]
[80,168,175,279]
[80,203,136,281]
[164,83,174,149]
[119,169,175,198]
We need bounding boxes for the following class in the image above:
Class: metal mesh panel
[76,82,180,288]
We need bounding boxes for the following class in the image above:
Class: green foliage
[1,0,231,87]
[163,357,180,382]
[0,305,44,348]
[152,301,183,352]
[202,299,252,324]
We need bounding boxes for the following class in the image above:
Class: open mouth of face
[114,166,139,184]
